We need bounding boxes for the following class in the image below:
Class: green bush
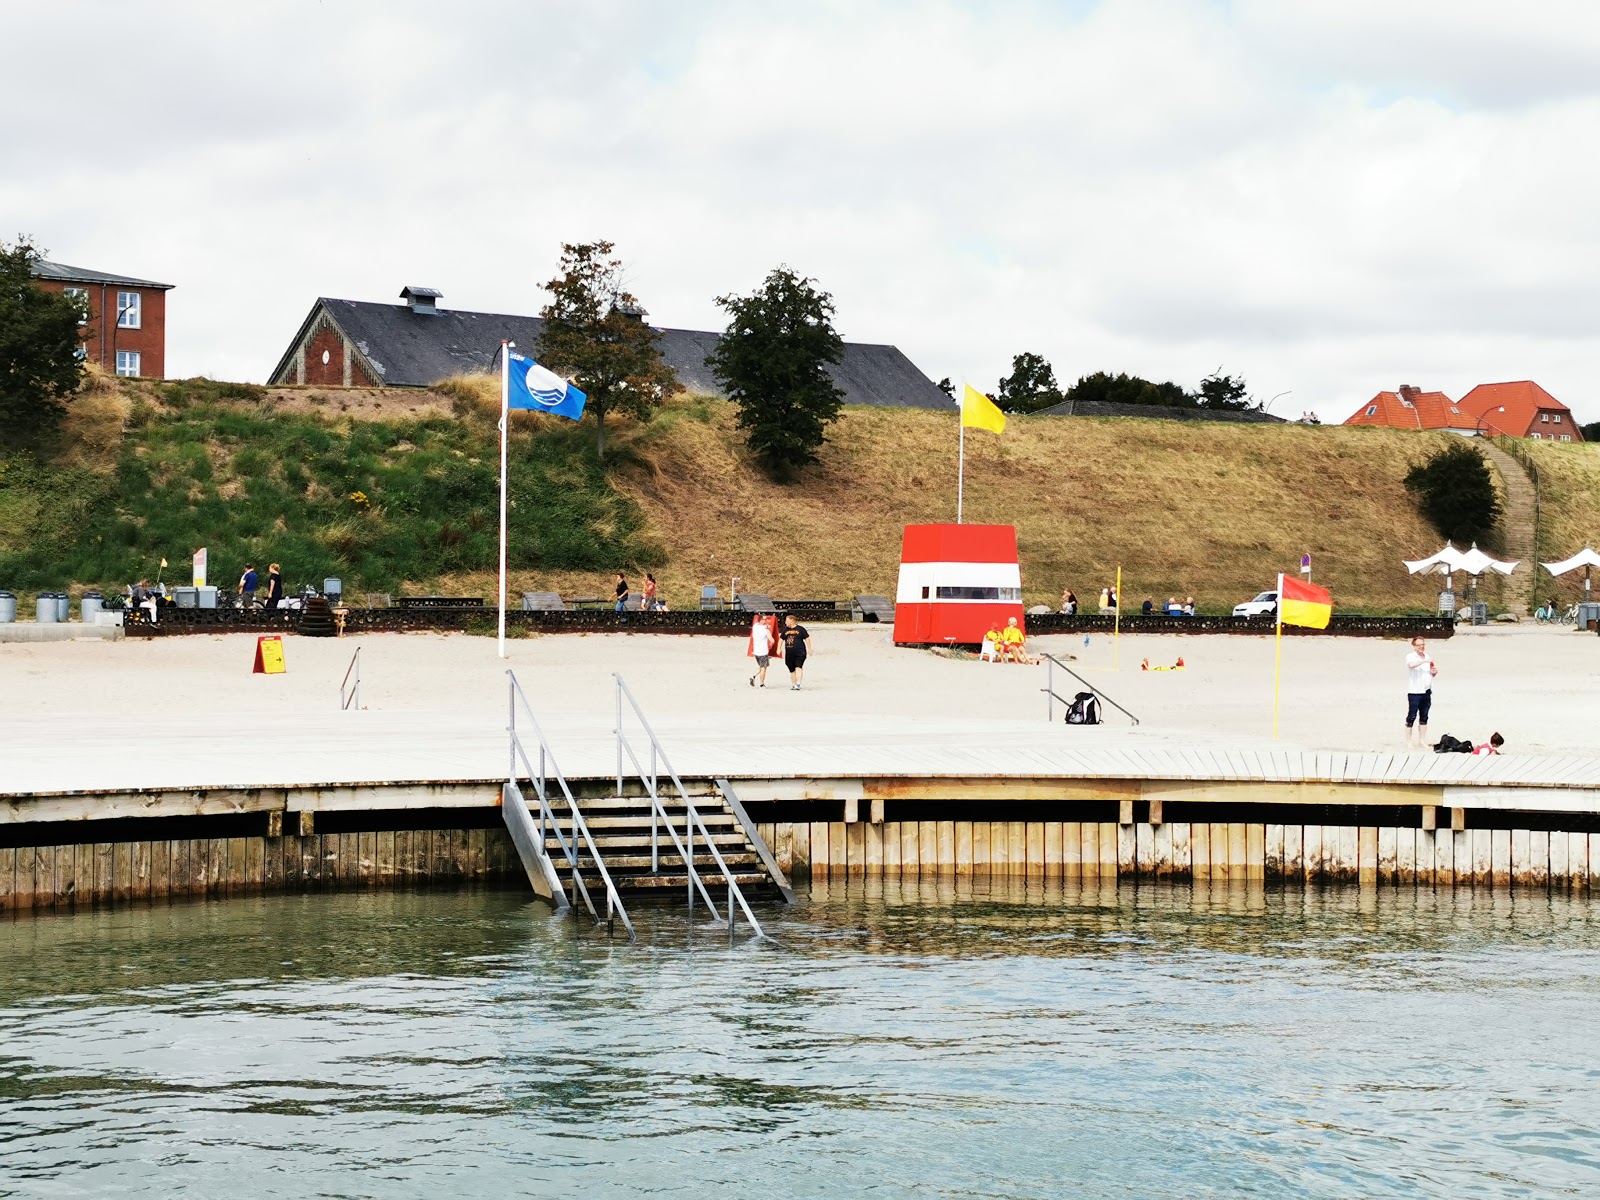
[1404,442,1503,543]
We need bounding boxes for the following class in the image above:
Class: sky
[5,0,1600,421]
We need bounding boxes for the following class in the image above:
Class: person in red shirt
[1474,732,1505,756]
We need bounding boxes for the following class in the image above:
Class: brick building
[268,286,952,408]
[30,258,173,379]
[1342,381,1582,441]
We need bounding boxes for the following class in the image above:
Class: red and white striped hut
[892,523,1024,647]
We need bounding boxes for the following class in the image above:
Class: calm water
[2,879,1598,1198]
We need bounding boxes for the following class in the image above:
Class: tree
[994,352,1063,414]
[1063,371,1192,409]
[1580,420,1600,443]
[708,266,845,479]
[536,241,680,459]
[936,377,955,400]
[1,237,86,447]
[1404,442,1503,543]
[1195,370,1255,411]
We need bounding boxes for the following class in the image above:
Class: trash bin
[1578,601,1600,631]
[54,592,70,622]
[81,590,103,624]
[36,593,59,623]
[198,586,218,609]
[1472,601,1488,626]
[0,591,14,623]
[174,586,199,609]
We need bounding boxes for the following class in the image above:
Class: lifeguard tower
[892,523,1024,647]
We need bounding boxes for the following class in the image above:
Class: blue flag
[507,351,587,420]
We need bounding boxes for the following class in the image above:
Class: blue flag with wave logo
[507,351,587,420]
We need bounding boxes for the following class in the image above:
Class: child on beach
[1474,732,1504,756]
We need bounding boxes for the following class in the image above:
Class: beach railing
[1042,653,1140,725]
[340,646,361,710]
[613,673,766,939]
[507,671,634,940]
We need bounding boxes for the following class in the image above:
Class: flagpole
[1272,571,1284,739]
[497,340,510,660]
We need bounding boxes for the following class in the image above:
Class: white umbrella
[1404,544,1470,577]
[1542,546,1600,600]
[1456,543,1517,577]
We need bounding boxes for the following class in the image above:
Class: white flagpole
[957,399,965,525]
[497,340,511,659]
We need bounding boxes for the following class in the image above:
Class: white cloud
[5,0,1599,421]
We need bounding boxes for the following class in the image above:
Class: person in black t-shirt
[613,573,629,612]
[779,614,811,690]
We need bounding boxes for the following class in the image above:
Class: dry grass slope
[520,397,1460,613]
[1518,439,1600,603]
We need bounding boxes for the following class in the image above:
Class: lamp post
[1264,390,1291,414]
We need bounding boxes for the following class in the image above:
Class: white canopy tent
[1404,542,1516,620]
[1541,546,1600,600]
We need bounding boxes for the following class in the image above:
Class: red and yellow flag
[1279,575,1332,629]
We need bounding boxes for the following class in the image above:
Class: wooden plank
[809,822,829,877]
[0,847,14,912]
[791,822,812,876]
[971,820,989,874]
[846,821,867,876]
[1432,827,1454,887]
[1118,822,1137,877]
[471,828,491,880]
[1549,831,1568,889]
[226,837,247,894]
[1061,821,1082,878]
[1524,830,1550,887]
[1191,821,1211,880]
[1098,822,1119,877]
[1377,828,1397,885]
[1331,826,1359,882]
[1592,834,1600,891]
[902,821,921,875]
[1358,827,1378,885]
[917,822,938,875]
[1043,821,1063,878]
[1453,830,1471,888]
[113,842,133,905]
[1021,822,1040,878]
[1491,829,1511,888]
[1264,824,1284,879]
[936,820,956,873]
[1152,822,1172,878]
[1008,822,1028,876]
[774,824,795,876]
[1228,823,1247,881]
[94,842,114,906]
[186,838,209,898]
[880,821,899,873]
[1283,825,1303,884]
[377,829,397,884]
[33,845,57,909]
[989,822,1009,875]
[1567,831,1588,890]
[1468,828,1491,888]
[865,819,884,877]
[357,830,376,885]
[1393,826,1415,886]
[1133,823,1154,876]
[1171,822,1191,878]
[11,845,37,911]
[1302,826,1324,883]
[1246,824,1266,881]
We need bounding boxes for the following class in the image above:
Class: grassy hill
[3,374,1570,614]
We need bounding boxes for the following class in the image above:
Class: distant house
[1457,381,1583,442]
[268,287,951,409]
[1342,381,1582,441]
[30,258,174,379]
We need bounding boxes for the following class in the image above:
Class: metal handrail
[340,646,361,710]
[613,674,765,937]
[508,671,634,939]
[1042,653,1140,725]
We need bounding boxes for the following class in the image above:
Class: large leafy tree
[709,266,845,479]
[1404,442,1503,543]
[994,352,1063,414]
[1195,371,1255,411]
[537,241,680,459]
[1,237,85,447]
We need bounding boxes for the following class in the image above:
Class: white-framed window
[1540,412,1549,422]
[115,350,141,377]
[1553,413,1562,423]
[1365,405,1377,416]
[64,286,89,325]
[1531,432,1541,440]
[116,291,141,329]
[1561,434,1572,442]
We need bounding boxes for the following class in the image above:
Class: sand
[2,622,1596,796]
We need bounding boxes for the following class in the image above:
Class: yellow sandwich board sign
[253,635,285,675]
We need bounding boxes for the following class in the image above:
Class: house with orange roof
[1456,381,1583,442]
[1342,384,1477,434]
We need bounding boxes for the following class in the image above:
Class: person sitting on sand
[1474,732,1505,756]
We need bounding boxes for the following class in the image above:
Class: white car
[1233,591,1278,618]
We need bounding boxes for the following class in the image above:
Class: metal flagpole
[497,340,511,660]
[1272,571,1284,739]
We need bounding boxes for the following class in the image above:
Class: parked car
[1232,591,1278,618]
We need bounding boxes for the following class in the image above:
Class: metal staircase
[501,670,793,940]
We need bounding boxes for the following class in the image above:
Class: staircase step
[546,833,748,851]
[568,814,739,831]
[589,872,772,891]
[572,795,724,810]
[563,853,761,871]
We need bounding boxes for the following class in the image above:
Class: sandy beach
[3,622,1596,795]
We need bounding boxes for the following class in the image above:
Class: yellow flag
[961,384,1006,434]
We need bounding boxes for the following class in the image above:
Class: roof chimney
[613,301,647,323]
[400,286,442,315]
[1398,384,1420,402]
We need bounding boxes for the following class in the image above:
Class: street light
[1264,390,1291,413]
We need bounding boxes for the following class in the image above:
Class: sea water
[1,879,1597,1197]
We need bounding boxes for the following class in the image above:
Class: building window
[116,291,141,329]
[1554,414,1562,423]
[1530,432,1541,440]
[1451,406,1461,414]
[115,350,141,377]
[75,344,88,362]
[64,286,89,325]
[1365,405,1377,416]
[1540,412,1549,422]
[1561,434,1572,442]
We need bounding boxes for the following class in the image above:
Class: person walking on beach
[264,563,284,612]
[643,572,659,611]
[748,614,776,688]
[614,573,630,612]
[238,564,258,609]
[1405,636,1438,748]
[780,614,811,690]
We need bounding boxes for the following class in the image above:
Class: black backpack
[1065,691,1102,725]
[1432,733,1473,754]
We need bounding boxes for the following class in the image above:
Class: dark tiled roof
[275,298,952,410]
[29,258,173,290]
[1032,399,1285,424]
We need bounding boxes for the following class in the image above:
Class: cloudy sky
[6,0,1599,420]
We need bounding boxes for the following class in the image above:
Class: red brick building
[1342,381,1582,441]
[30,258,173,379]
